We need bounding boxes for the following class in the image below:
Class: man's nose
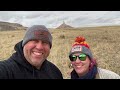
[36,41,44,49]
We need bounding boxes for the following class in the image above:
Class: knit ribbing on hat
[22,25,52,48]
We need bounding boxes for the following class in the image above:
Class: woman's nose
[75,57,81,63]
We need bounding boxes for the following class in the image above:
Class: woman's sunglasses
[69,53,87,61]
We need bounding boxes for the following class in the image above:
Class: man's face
[23,39,50,69]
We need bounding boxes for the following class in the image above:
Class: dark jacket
[0,41,63,79]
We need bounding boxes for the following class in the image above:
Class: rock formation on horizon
[56,21,74,29]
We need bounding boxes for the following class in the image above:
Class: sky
[0,11,120,28]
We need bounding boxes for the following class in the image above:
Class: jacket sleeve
[0,61,9,79]
[47,61,63,79]
[98,67,120,79]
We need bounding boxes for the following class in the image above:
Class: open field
[0,26,120,79]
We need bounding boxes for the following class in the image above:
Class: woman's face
[70,53,91,77]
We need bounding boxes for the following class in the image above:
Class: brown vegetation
[0,26,120,79]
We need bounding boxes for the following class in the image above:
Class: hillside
[0,21,26,31]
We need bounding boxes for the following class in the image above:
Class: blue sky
[0,11,120,28]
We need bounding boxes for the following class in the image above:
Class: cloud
[0,11,120,28]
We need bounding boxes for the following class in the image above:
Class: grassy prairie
[0,26,120,79]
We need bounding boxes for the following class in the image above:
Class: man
[0,25,63,79]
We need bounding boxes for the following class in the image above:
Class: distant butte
[56,21,74,29]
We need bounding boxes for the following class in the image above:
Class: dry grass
[0,26,120,79]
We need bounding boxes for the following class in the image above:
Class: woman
[69,36,120,79]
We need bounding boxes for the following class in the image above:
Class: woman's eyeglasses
[69,53,87,61]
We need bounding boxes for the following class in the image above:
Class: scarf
[71,64,97,79]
